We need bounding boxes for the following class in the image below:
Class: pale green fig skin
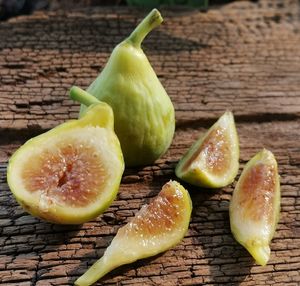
[75,180,192,286]
[7,103,124,224]
[175,111,239,188]
[229,149,280,266]
[79,9,175,167]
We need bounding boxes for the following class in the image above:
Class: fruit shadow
[1,170,85,280]
[7,210,83,251]
[68,247,165,285]
[187,183,253,285]
[67,238,107,285]
[1,175,83,248]
[2,208,84,282]
[1,11,208,54]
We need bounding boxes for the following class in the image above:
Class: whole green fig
[75,9,175,167]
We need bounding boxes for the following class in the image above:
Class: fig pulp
[175,111,239,188]
[77,9,175,167]
[75,180,192,286]
[229,149,280,266]
[7,103,124,224]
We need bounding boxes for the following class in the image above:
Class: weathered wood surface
[1,1,300,285]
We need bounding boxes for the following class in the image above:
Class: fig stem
[70,86,100,107]
[127,9,163,48]
[74,256,113,286]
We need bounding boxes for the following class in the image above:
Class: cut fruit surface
[75,180,192,286]
[7,103,124,224]
[175,111,239,188]
[229,149,280,266]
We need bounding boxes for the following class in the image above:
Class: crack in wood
[1,1,300,285]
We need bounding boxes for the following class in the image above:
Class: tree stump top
[1,1,300,285]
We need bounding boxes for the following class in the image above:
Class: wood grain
[1,1,300,285]
[0,1,300,131]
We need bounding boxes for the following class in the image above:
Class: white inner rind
[8,126,123,222]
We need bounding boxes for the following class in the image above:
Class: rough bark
[0,1,300,130]
[1,1,300,285]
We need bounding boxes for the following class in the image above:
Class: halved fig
[75,180,192,286]
[175,111,239,188]
[7,102,124,224]
[229,149,280,266]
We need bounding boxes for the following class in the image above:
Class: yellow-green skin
[230,149,280,266]
[80,9,175,167]
[7,103,124,224]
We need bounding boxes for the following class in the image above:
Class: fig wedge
[175,111,239,188]
[75,180,192,286]
[230,149,280,266]
[7,103,124,224]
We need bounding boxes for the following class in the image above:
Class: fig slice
[175,111,239,188]
[75,180,192,286]
[7,102,124,224]
[229,149,280,266]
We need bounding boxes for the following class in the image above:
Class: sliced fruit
[175,111,239,188]
[7,102,124,224]
[229,149,280,266]
[75,180,192,286]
